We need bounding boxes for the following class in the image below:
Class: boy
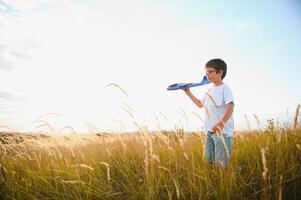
[183,58,234,167]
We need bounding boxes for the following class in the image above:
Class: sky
[0,0,300,133]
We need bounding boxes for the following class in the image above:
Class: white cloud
[233,21,264,32]
[235,23,247,30]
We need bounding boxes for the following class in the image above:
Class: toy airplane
[167,75,210,91]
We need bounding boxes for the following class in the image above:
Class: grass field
[1,117,301,200]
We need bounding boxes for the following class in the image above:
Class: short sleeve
[224,86,234,106]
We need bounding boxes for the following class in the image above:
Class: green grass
[0,127,301,200]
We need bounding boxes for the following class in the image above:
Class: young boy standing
[183,58,234,167]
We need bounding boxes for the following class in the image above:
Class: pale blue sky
[0,0,300,133]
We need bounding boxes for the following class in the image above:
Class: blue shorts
[203,131,232,167]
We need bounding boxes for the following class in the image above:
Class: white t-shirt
[201,83,234,136]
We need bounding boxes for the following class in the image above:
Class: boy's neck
[213,79,223,87]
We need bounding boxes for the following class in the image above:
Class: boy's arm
[182,87,203,108]
[212,102,234,132]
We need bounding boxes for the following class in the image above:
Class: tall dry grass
[0,126,300,199]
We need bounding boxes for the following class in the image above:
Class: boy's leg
[203,131,215,164]
[212,133,232,167]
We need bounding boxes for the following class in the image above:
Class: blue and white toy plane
[167,75,210,91]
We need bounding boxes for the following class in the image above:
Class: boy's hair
[205,58,227,79]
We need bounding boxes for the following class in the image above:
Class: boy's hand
[212,120,225,133]
[182,86,191,95]
[182,86,203,108]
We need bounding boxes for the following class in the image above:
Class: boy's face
[205,66,223,83]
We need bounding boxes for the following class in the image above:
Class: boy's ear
[218,70,223,77]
